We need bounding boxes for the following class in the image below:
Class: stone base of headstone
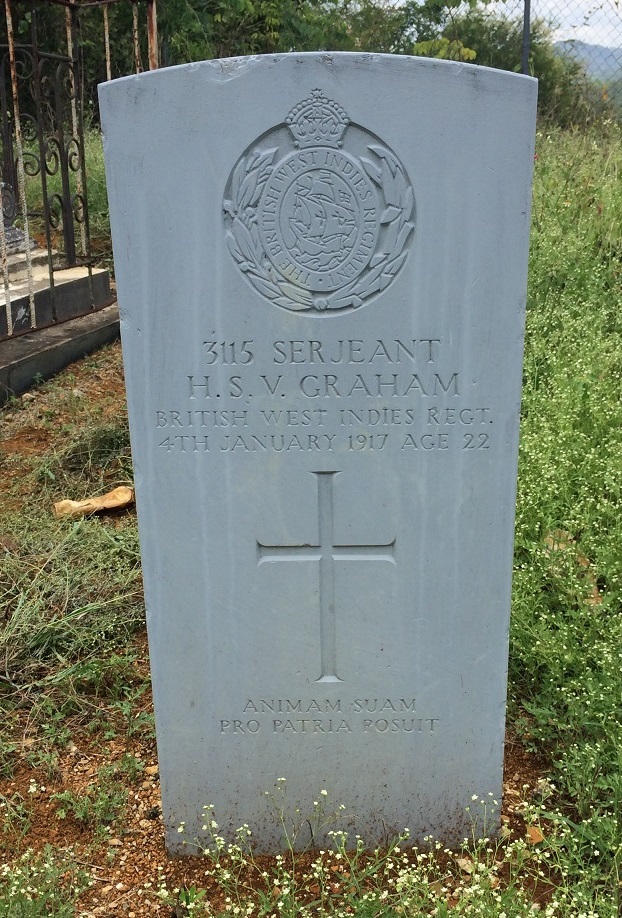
[2,224,37,257]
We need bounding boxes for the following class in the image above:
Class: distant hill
[555,39,622,81]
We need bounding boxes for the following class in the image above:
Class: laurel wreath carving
[223,144,414,313]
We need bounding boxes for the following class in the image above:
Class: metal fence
[506,0,622,93]
[1,0,621,342]
[0,0,157,340]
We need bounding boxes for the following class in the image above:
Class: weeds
[163,791,614,916]
[0,792,32,846]
[509,123,622,902]
[0,846,89,915]
[24,128,112,264]
[0,513,143,695]
[52,779,127,832]
[35,422,132,492]
[1,124,622,913]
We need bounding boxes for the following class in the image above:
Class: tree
[442,9,615,125]
[5,0,615,127]
[156,0,350,62]
[297,0,477,59]
[155,0,478,63]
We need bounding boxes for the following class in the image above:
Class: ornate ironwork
[0,52,17,225]
[0,0,158,339]
[0,19,91,269]
[1,181,16,224]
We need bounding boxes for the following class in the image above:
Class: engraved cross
[257,471,396,683]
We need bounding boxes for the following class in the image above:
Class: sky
[531,0,621,46]
[488,0,621,46]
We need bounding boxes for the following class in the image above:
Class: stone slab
[99,53,537,852]
[0,304,120,404]
[0,266,113,339]
[4,249,50,280]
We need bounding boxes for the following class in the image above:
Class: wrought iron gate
[0,0,158,340]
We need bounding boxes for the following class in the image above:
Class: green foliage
[413,37,476,61]
[20,126,111,263]
[510,125,622,901]
[255,0,482,59]
[113,752,145,783]
[0,515,142,677]
[0,847,88,916]
[95,0,351,67]
[52,775,127,830]
[109,683,156,739]
[35,421,132,491]
[82,129,113,260]
[443,11,616,125]
[0,792,32,847]
[0,501,144,753]
[2,91,622,911]
[8,0,620,132]
[164,789,616,915]
[0,740,17,780]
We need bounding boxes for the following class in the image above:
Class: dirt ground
[0,341,549,916]
[1,717,547,915]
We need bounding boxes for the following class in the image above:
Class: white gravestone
[99,54,537,852]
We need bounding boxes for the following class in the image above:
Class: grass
[20,127,112,264]
[0,846,89,917]
[1,122,622,913]
[511,123,622,908]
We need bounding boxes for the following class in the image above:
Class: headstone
[99,53,537,853]
[1,184,35,255]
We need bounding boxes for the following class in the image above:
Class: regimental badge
[223,90,415,314]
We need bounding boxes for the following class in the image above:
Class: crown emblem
[224,92,415,314]
[285,90,349,148]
